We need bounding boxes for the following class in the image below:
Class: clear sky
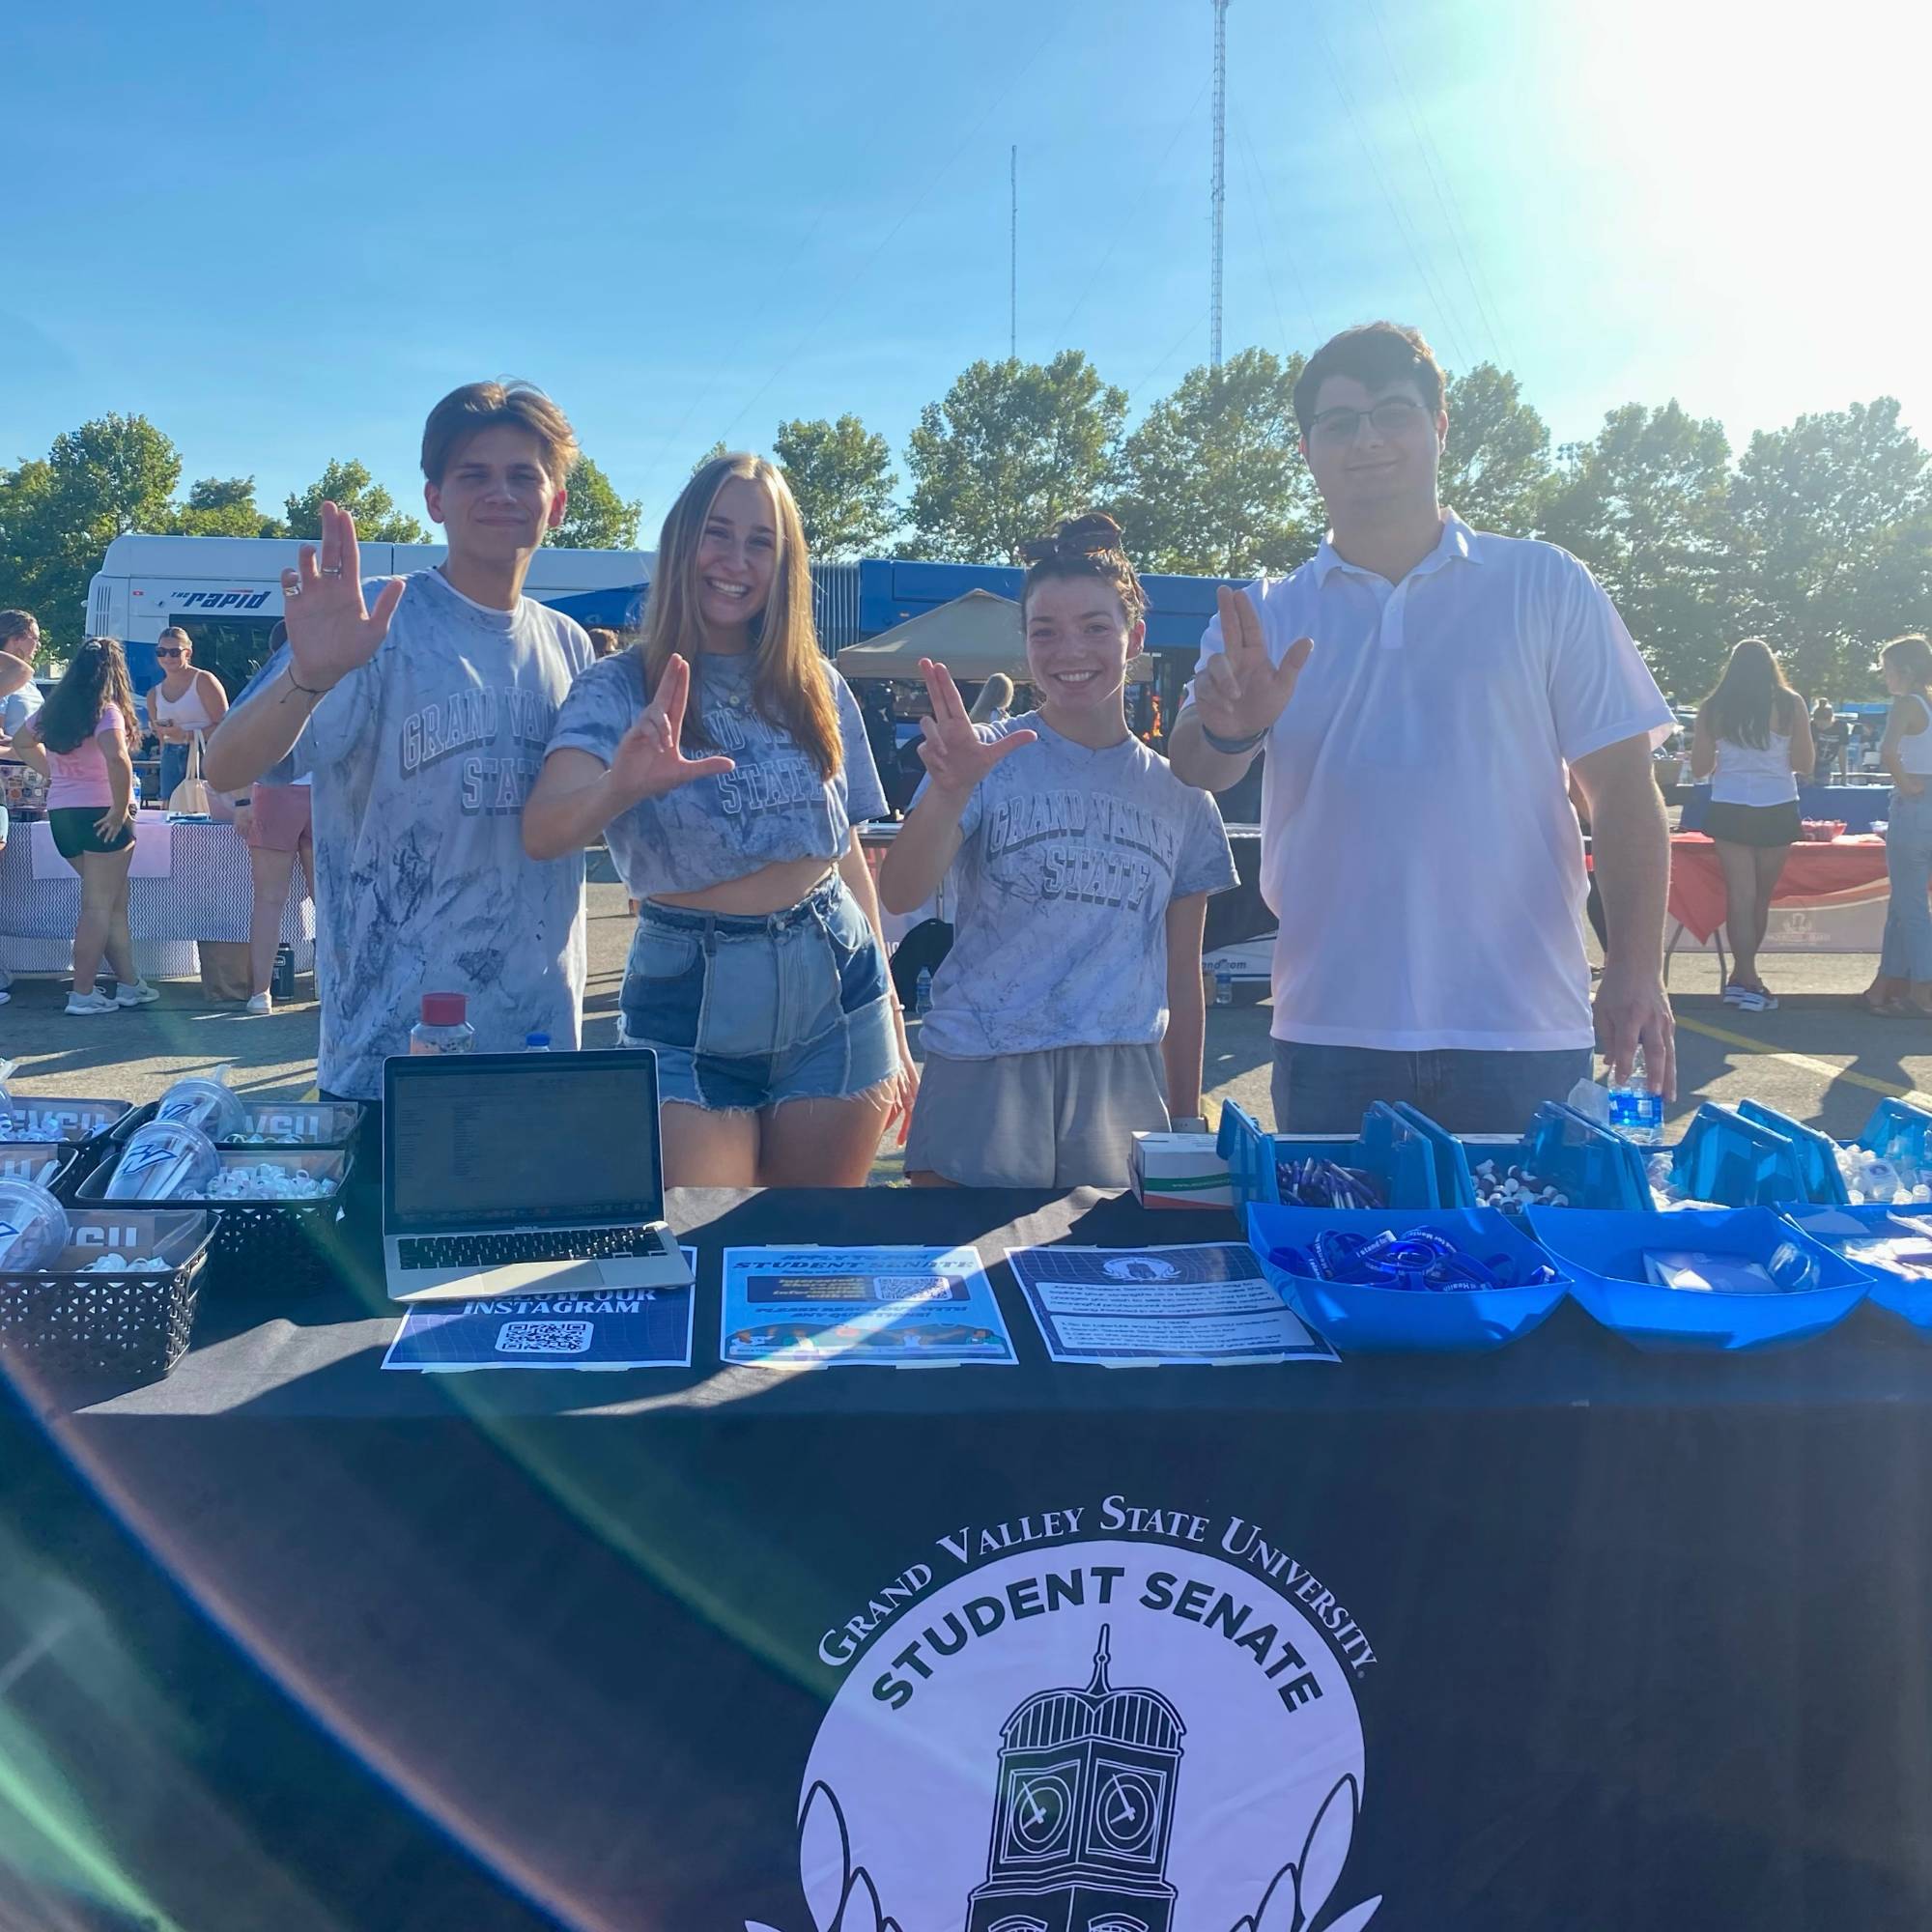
[4,0,1923,542]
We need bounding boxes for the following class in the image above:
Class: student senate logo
[760,1497,1380,1932]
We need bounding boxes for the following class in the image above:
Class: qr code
[871,1274,953,1305]
[495,1321,594,1355]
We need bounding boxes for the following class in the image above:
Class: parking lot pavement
[5,881,1927,1163]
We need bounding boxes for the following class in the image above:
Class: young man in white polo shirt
[1170,322,1675,1132]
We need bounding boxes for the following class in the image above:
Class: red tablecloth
[1666,833,1891,944]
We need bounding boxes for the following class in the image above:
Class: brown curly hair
[1018,511,1147,627]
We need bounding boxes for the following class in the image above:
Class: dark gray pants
[1271,1040,1592,1135]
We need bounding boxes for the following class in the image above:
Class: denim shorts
[618,873,898,1112]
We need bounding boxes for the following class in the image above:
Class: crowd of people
[4,321,1930,1177]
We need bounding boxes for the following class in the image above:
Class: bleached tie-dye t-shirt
[918,714,1238,1059]
[247,569,591,1098]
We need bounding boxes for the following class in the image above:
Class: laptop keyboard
[397,1226,672,1270]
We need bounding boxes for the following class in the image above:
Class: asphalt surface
[5,868,1928,1162]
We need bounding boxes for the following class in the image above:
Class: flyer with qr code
[381,1251,697,1372]
[1004,1242,1339,1366]
[721,1245,1015,1368]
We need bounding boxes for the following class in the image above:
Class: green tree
[1113,349,1321,577]
[548,455,642,550]
[283,459,427,544]
[1725,399,1932,697]
[1539,401,1738,698]
[1438,362,1553,537]
[904,351,1128,562]
[171,475,283,539]
[774,414,899,559]
[0,415,183,648]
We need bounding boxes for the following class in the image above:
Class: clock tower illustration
[965,1624,1184,1932]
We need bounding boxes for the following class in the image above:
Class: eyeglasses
[1307,397,1428,443]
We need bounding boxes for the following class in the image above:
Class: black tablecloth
[8,1185,1932,1931]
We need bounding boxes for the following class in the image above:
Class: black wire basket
[0,1209,213,1380]
[1,1095,136,1191]
[75,1148,356,1295]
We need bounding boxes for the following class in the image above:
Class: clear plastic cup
[155,1073,249,1139]
[105,1121,222,1201]
[0,1178,71,1271]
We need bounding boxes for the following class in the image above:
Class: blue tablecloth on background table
[1678,782,1889,835]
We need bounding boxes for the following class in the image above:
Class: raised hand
[915,658,1037,799]
[609,653,736,805]
[278,500,406,694]
[1192,585,1312,742]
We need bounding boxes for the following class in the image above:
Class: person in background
[584,626,623,660]
[1690,639,1813,1012]
[1170,322,1674,1132]
[228,619,313,1015]
[967,671,1013,727]
[1811,698,1849,783]
[525,453,911,1187]
[1863,634,1932,1016]
[204,381,594,1107]
[0,611,41,1005]
[9,639,159,1015]
[147,627,229,801]
[880,513,1236,1188]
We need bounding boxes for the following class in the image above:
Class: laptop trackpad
[471,1258,611,1293]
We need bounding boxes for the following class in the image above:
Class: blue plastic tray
[1778,1202,1932,1336]
[1217,1101,1443,1211]
[1731,1098,1932,1209]
[1523,1207,1871,1351]
[1397,1101,1652,1212]
[1650,1104,1812,1209]
[1246,1203,1571,1353]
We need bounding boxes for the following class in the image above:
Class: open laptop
[383,1049,692,1302]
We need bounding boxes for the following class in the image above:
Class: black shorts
[47,806,135,860]
[1705,799,1802,848]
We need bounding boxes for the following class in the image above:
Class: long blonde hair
[641,454,840,778]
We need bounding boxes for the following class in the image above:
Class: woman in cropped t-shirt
[526,454,911,1186]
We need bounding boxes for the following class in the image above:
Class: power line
[1235,115,1291,358]
[1009,145,1018,361]
[1366,0,1517,371]
[1310,12,1474,368]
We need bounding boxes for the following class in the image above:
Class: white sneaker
[66,990,117,1015]
[115,980,159,1007]
[244,991,272,1015]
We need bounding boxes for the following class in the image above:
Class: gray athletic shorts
[904,1042,1169,1188]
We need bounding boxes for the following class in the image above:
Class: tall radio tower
[1210,0,1229,370]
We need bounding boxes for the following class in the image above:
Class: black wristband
[1201,721,1267,755]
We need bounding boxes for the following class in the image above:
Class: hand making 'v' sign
[914,657,1037,799]
[610,653,737,805]
[277,500,407,693]
[1191,585,1313,744]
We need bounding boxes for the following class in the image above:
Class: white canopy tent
[835,588,1151,683]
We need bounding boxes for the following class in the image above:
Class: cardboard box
[1131,1131,1234,1210]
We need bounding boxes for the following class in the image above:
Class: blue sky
[4,0,1921,543]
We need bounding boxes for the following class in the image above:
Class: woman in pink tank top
[10,638,159,1014]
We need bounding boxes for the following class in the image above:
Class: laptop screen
[385,1053,663,1230]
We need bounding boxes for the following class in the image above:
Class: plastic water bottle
[1609,1047,1664,1145]
[524,1032,552,1052]
[1214,966,1234,1006]
[410,992,475,1055]
[914,969,933,1016]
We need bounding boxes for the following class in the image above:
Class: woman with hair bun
[879,513,1236,1187]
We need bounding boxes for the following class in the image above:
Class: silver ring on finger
[319,565,344,578]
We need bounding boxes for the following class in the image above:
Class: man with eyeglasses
[1170,322,1675,1132]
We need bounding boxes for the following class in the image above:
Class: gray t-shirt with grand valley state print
[249,569,591,1098]
[920,714,1238,1059]
[543,646,887,897]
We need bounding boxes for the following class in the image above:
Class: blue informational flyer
[1005,1242,1339,1366]
[721,1245,1015,1368]
[382,1251,696,1373]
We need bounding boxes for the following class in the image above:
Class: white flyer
[1005,1242,1338,1366]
